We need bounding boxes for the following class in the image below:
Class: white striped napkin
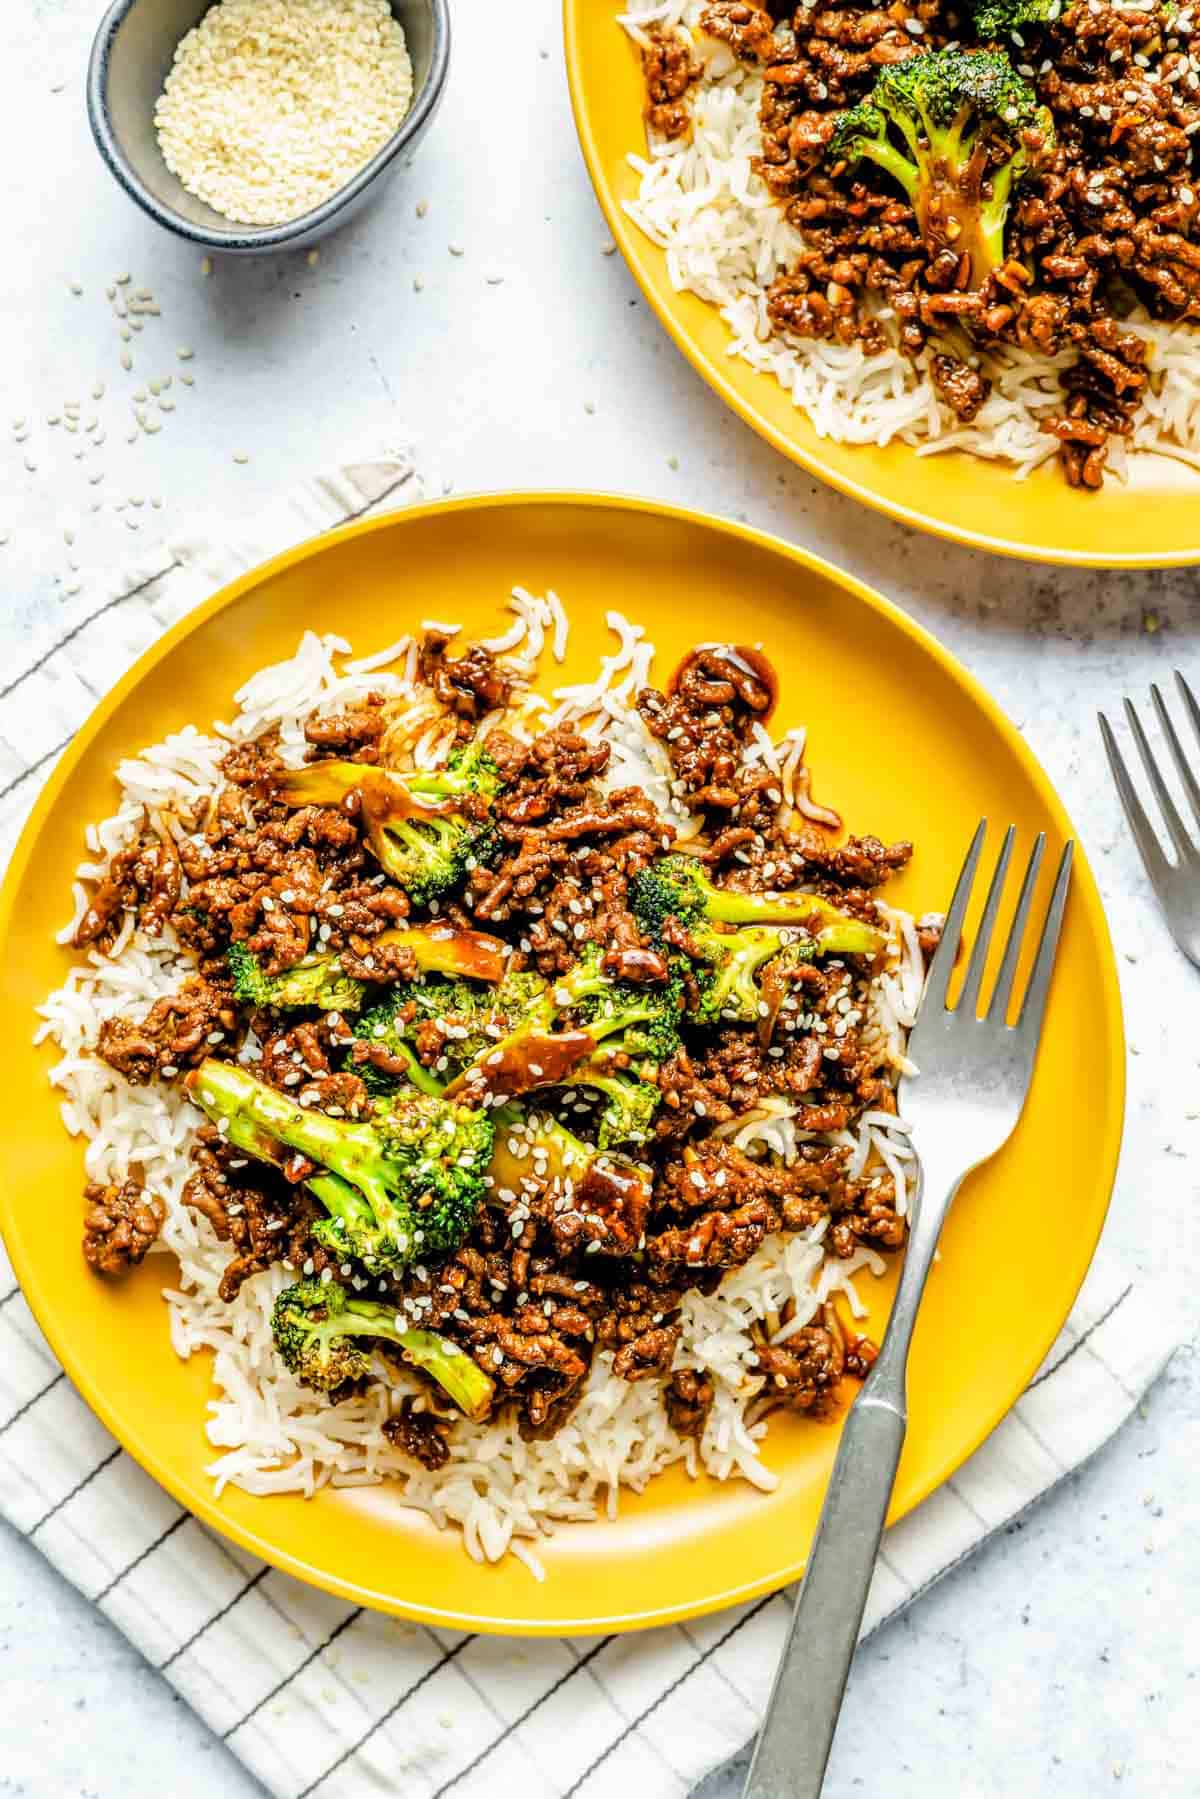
[0,457,1178,1799]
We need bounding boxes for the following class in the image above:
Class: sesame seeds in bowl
[88,0,450,254]
[155,0,415,228]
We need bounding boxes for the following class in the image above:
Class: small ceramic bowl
[87,0,451,254]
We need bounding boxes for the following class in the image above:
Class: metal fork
[743,821,1073,1799]
[1100,671,1200,968]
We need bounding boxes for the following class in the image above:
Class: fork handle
[742,1162,958,1799]
[742,1386,906,1799]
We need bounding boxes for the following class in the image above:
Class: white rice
[37,591,921,1571]
[618,0,1200,481]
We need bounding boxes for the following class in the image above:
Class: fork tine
[1015,842,1073,1042]
[1175,669,1200,755]
[956,825,1015,1017]
[921,819,986,1015]
[1099,712,1170,893]
[986,832,1045,1024]
[1150,683,1200,834]
[1124,697,1193,861]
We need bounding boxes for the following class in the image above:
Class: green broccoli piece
[271,1277,494,1417]
[355,970,547,1093]
[273,747,503,907]
[829,48,1054,288]
[562,1060,662,1149]
[227,922,510,1015]
[970,0,1061,39]
[684,924,817,1027]
[557,945,683,1063]
[226,940,365,1013]
[630,854,886,958]
[187,1058,494,1275]
[447,943,682,1102]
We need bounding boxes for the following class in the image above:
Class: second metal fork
[1100,670,1200,968]
[743,821,1073,1799]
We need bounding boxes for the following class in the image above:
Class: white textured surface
[0,3,1195,1796]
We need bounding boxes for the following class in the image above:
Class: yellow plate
[0,494,1123,1634]
[563,5,1200,568]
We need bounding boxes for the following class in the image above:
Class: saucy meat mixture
[641,0,1200,486]
[77,636,921,1463]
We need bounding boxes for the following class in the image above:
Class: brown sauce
[447,1029,596,1102]
[357,769,460,823]
[667,643,778,719]
[602,944,670,984]
[276,763,460,822]
[576,1155,652,1245]
[384,922,509,983]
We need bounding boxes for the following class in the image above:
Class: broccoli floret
[447,944,682,1102]
[226,922,510,1016]
[558,945,683,1063]
[355,969,547,1094]
[630,855,886,958]
[684,924,816,1027]
[227,940,365,1013]
[562,1060,662,1148]
[187,1059,494,1275]
[271,1278,494,1416]
[273,749,503,907]
[970,0,1061,39]
[829,48,1054,288]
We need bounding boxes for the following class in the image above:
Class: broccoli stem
[859,135,920,206]
[282,1280,495,1418]
[702,886,883,955]
[188,1059,397,1217]
[389,1330,494,1420]
[331,1299,493,1418]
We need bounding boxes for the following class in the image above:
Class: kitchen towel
[0,455,1179,1799]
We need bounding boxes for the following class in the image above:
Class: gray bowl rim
[86,0,451,251]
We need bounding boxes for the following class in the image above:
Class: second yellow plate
[0,494,1123,1632]
[563,4,1200,567]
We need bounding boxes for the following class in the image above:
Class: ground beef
[173,795,407,976]
[611,1319,681,1379]
[931,352,993,424]
[82,1178,164,1275]
[72,824,182,950]
[638,645,774,817]
[642,23,699,140]
[647,1195,780,1273]
[304,703,387,758]
[418,630,514,721]
[753,1314,844,1412]
[96,977,239,1084]
[182,1127,334,1301]
[701,1,778,63]
[384,1399,451,1471]
[665,1367,715,1437]
[256,1016,370,1120]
